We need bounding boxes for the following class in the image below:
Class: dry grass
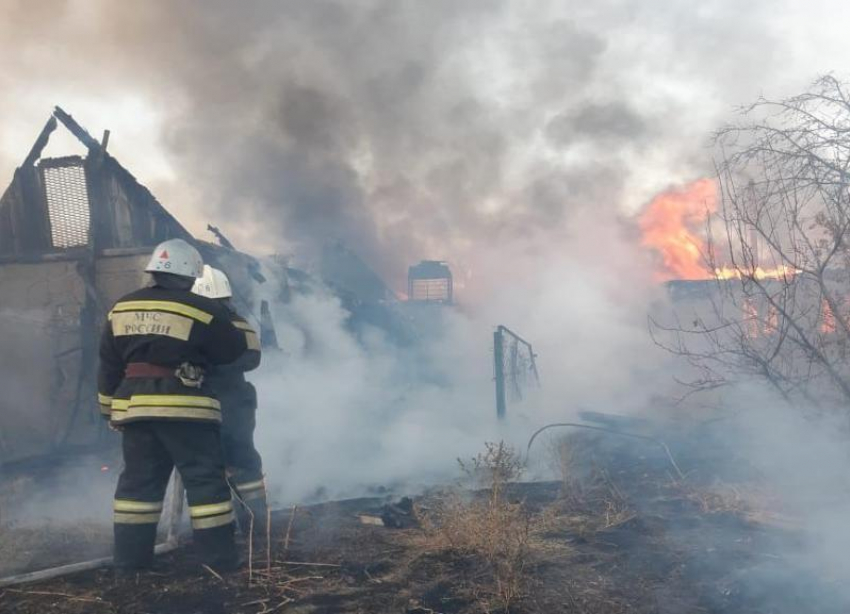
[420,442,533,613]
[670,480,798,528]
[678,481,751,514]
[549,431,798,536]
[426,491,531,612]
[232,502,332,611]
[1,430,804,614]
[419,438,647,611]
[547,435,637,536]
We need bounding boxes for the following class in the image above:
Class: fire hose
[0,472,184,588]
[525,422,685,481]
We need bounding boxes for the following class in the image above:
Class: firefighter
[192,265,267,536]
[98,239,248,572]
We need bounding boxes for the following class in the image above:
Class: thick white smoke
[252,220,670,503]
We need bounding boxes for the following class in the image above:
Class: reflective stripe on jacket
[97,285,247,424]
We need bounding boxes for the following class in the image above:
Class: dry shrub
[549,434,586,508]
[421,442,531,613]
[672,480,795,527]
[458,441,524,496]
[547,435,636,535]
[680,482,749,514]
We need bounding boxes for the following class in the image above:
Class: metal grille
[410,278,451,302]
[41,158,91,249]
[408,261,453,303]
[493,325,540,419]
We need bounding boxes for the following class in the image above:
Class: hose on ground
[525,422,685,481]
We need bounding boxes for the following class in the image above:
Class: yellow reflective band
[114,512,161,524]
[245,331,261,351]
[191,511,235,530]
[111,406,221,423]
[98,393,113,405]
[110,301,213,324]
[233,321,255,332]
[112,311,194,341]
[240,489,266,502]
[190,500,233,518]
[236,479,265,492]
[109,396,221,423]
[128,395,221,409]
[100,404,112,416]
[114,499,164,512]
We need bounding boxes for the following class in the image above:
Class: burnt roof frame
[0,106,199,261]
[50,106,194,245]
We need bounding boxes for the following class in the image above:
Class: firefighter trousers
[113,421,237,570]
[221,406,267,535]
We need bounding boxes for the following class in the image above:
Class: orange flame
[638,179,718,281]
[639,179,796,283]
[714,265,797,281]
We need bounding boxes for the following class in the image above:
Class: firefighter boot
[114,524,158,570]
[235,497,270,556]
[236,497,268,535]
[194,523,241,572]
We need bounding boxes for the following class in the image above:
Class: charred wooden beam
[260,300,280,350]
[208,224,236,250]
[12,165,52,254]
[52,106,101,151]
[23,116,58,167]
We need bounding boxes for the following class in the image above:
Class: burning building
[642,178,850,407]
[0,107,263,465]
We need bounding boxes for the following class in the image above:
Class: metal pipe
[0,540,179,588]
[494,328,506,420]
[496,325,534,350]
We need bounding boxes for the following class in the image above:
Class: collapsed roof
[0,107,194,260]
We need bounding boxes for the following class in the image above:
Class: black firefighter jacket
[208,309,262,413]
[98,285,248,425]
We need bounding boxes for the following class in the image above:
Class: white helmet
[145,239,204,279]
[192,265,233,299]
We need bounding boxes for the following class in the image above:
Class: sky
[0,0,848,291]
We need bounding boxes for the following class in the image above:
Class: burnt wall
[0,253,149,464]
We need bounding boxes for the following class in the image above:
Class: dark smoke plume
[4,0,839,288]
